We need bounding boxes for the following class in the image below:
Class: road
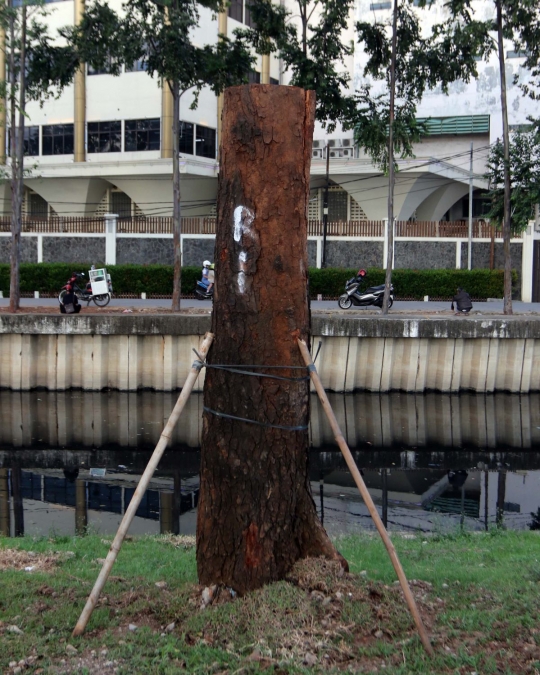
[1,296,540,313]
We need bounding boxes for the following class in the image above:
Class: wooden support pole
[72,332,214,637]
[297,339,434,657]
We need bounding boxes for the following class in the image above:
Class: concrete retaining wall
[1,313,539,393]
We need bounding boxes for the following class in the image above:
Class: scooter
[195,280,213,301]
[59,271,112,307]
[338,277,394,309]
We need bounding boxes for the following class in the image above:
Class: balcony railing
[0,216,520,238]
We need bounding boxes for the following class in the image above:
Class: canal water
[0,391,539,538]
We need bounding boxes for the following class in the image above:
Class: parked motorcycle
[195,280,213,301]
[59,271,112,307]
[338,275,394,309]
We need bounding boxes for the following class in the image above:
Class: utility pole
[321,144,330,268]
[468,142,473,270]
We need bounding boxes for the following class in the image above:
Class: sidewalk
[1,297,539,314]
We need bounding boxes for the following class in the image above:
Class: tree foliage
[485,121,540,232]
[66,0,254,310]
[0,4,78,102]
[66,0,254,105]
[0,0,79,311]
[354,0,489,171]
[244,0,357,132]
[439,0,540,313]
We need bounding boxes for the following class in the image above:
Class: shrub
[308,267,510,300]
[0,263,513,300]
[0,263,201,296]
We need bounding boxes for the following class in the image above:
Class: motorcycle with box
[59,267,113,307]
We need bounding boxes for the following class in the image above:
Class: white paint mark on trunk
[233,206,256,294]
[238,271,246,294]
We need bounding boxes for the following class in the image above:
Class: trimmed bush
[308,267,510,300]
[0,263,201,297]
[0,263,513,300]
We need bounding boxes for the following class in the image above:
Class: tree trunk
[171,81,182,311]
[8,1,24,313]
[382,0,398,315]
[197,84,342,594]
[496,0,512,315]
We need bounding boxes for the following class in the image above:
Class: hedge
[0,263,200,297]
[0,263,513,300]
[308,267,513,300]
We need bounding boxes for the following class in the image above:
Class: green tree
[69,0,254,311]
[354,0,490,313]
[441,0,540,314]
[244,1,366,269]
[245,0,358,132]
[485,121,540,233]
[1,0,77,311]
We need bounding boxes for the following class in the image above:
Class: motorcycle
[59,271,112,307]
[195,280,213,301]
[338,276,394,309]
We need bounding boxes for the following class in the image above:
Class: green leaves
[245,0,357,132]
[25,27,78,101]
[0,4,80,104]
[353,92,426,172]
[73,0,255,101]
[485,122,540,233]
[62,1,124,76]
[353,0,498,172]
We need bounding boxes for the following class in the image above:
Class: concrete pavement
[1,296,539,314]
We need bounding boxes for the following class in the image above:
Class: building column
[161,81,173,159]
[104,213,117,265]
[0,469,10,536]
[217,9,227,151]
[75,479,88,535]
[521,222,535,302]
[383,218,389,267]
[160,491,178,534]
[11,466,24,537]
[0,25,6,163]
[74,0,86,162]
[261,54,270,84]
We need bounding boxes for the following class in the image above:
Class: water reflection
[1,390,539,451]
[0,464,199,538]
[0,391,539,538]
[1,462,539,539]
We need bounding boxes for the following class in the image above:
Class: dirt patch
[0,548,65,573]
[172,558,433,672]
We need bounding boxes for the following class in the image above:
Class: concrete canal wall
[1,312,540,393]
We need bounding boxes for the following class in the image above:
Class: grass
[0,531,539,674]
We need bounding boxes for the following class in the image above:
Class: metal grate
[308,193,320,220]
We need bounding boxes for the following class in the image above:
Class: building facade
[0,0,537,231]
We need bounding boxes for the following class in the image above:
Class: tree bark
[382,0,398,315]
[197,84,342,594]
[496,0,512,315]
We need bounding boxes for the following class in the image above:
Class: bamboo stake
[72,332,214,637]
[297,339,434,657]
